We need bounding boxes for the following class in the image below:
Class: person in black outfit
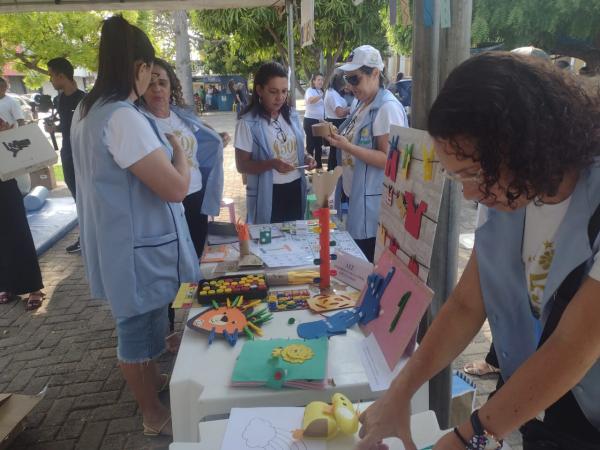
[0,176,45,309]
[46,58,86,253]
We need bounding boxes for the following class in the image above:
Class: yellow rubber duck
[292,393,359,440]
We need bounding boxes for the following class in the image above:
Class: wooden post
[412,0,473,430]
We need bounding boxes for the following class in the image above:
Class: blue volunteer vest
[337,88,406,239]
[238,109,306,224]
[475,162,600,429]
[71,99,200,319]
[170,105,224,216]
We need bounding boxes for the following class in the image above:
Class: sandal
[158,373,170,393]
[463,360,500,376]
[143,415,172,436]
[0,292,16,304]
[25,291,45,311]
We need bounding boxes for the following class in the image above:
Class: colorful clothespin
[401,143,413,179]
[423,144,435,182]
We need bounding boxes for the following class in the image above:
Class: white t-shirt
[478,199,600,318]
[0,95,24,125]
[152,112,202,195]
[324,89,348,120]
[340,100,407,196]
[104,107,164,169]
[304,88,324,120]
[235,115,302,185]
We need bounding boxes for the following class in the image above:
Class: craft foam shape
[357,268,396,325]
[293,393,359,440]
[385,185,395,207]
[408,256,420,276]
[385,146,400,182]
[423,144,435,181]
[404,191,428,239]
[296,309,359,339]
[312,166,342,208]
[401,143,414,179]
[361,249,434,370]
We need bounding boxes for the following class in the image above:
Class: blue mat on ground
[27,197,78,255]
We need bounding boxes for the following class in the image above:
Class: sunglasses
[344,74,363,86]
[271,119,288,144]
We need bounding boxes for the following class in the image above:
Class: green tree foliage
[472,0,600,71]
[0,11,159,88]
[190,0,392,89]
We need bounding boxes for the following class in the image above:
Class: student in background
[0,77,25,127]
[235,61,316,224]
[303,73,325,169]
[325,45,407,262]
[46,57,86,253]
[324,70,350,171]
[71,16,199,437]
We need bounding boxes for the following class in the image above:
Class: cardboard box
[0,392,44,450]
[29,166,57,190]
[311,122,337,138]
[0,123,58,182]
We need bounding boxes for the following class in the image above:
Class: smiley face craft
[187,296,273,347]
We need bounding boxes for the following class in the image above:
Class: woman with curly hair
[142,58,224,260]
[356,52,600,449]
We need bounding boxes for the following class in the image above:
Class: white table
[194,409,446,450]
[170,307,429,442]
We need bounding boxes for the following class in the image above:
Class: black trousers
[182,188,208,259]
[354,237,376,263]
[303,117,323,169]
[271,178,303,223]
[0,179,43,295]
[61,148,76,200]
[326,117,346,171]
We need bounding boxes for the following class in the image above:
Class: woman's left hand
[304,154,317,170]
[432,431,467,450]
[324,132,351,152]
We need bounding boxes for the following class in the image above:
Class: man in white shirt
[0,77,25,128]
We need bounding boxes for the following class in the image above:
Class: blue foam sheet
[26,197,78,255]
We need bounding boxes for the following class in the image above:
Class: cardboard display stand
[0,124,57,182]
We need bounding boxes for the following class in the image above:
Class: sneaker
[66,238,81,254]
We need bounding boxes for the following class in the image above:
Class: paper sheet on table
[249,239,313,268]
[220,407,326,450]
[358,333,409,392]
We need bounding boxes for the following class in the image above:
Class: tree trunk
[173,10,194,106]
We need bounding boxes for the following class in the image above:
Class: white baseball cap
[339,45,384,72]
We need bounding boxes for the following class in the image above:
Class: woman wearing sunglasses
[325,45,407,262]
[235,61,316,224]
[355,53,600,450]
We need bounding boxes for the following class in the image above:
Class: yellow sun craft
[272,344,314,364]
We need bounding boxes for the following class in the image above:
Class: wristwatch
[469,410,503,450]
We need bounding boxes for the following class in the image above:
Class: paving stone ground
[1,110,520,449]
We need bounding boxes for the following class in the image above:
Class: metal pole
[286,0,297,109]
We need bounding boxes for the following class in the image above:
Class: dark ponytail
[80,15,155,117]
[241,61,291,124]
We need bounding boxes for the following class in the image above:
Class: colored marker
[389,291,411,333]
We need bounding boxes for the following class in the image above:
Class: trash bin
[217,93,234,112]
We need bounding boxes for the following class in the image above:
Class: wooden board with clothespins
[375,126,445,282]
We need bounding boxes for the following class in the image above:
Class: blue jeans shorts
[116,306,169,363]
